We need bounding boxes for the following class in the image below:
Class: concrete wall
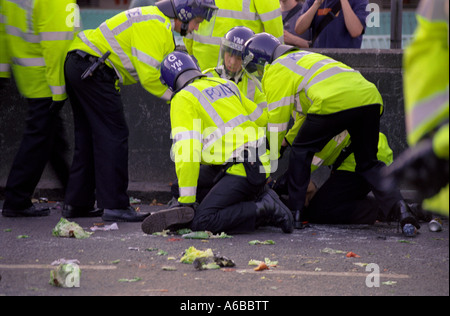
[0,49,407,201]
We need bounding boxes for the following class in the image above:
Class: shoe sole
[141,207,195,235]
[266,189,294,234]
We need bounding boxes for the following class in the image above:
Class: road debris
[52,218,92,239]
[193,256,235,271]
[182,231,210,239]
[129,197,141,205]
[51,259,80,266]
[248,258,278,269]
[398,239,416,244]
[152,229,170,237]
[149,199,164,206]
[180,246,214,264]
[151,228,233,240]
[182,231,233,239]
[49,262,80,288]
[346,251,361,258]
[320,247,345,254]
[118,277,142,283]
[90,223,119,232]
[248,240,275,245]
[429,218,443,232]
[254,262,269,271]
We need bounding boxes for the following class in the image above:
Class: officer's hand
[49,100,66,114]
[384,138,449,201]
[279,138,290,159]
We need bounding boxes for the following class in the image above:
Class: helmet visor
[217,38,246,81]
[203,6,217,22]
[242,52,266,82]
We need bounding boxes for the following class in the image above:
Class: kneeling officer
[141,51,294,234]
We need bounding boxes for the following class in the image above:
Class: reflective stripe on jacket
[69,6,174,100]
[171,76,270,204]
[0,1,10,78]
[264,50,383,155]
[184,0,284,71]
[4,0,77,100]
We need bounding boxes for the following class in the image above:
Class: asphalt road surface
[0,201,448,298]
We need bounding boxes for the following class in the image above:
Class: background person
[295,0,368,48]
[280,0,311,48]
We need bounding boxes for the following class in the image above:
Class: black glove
[276,138,290,160]
[0,78,10,90]
[384,138,449,201]
[49,100,66,114]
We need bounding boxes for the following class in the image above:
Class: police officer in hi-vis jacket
[2,0,76,218]
[63,0,218,222]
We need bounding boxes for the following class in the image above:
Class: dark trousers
[172,165,263,234]
[288,104,402,219]
[64,52,130,210]
[3,97,70,210]
[305,171,382,224]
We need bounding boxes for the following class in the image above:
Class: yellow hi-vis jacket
[170,76,270,204]
[203,67,268,123]
[3,0,77,100]
[264,50,383,156]
[403,0,449,215]
[0,0,10,78]
[69,6,174,101]
[285,113,393,172]
[184,0,284,71]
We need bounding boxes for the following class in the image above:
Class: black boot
[390,200,421,236]
[293,209,304,229]
[255,188,294,233]
[408,203,432,222]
